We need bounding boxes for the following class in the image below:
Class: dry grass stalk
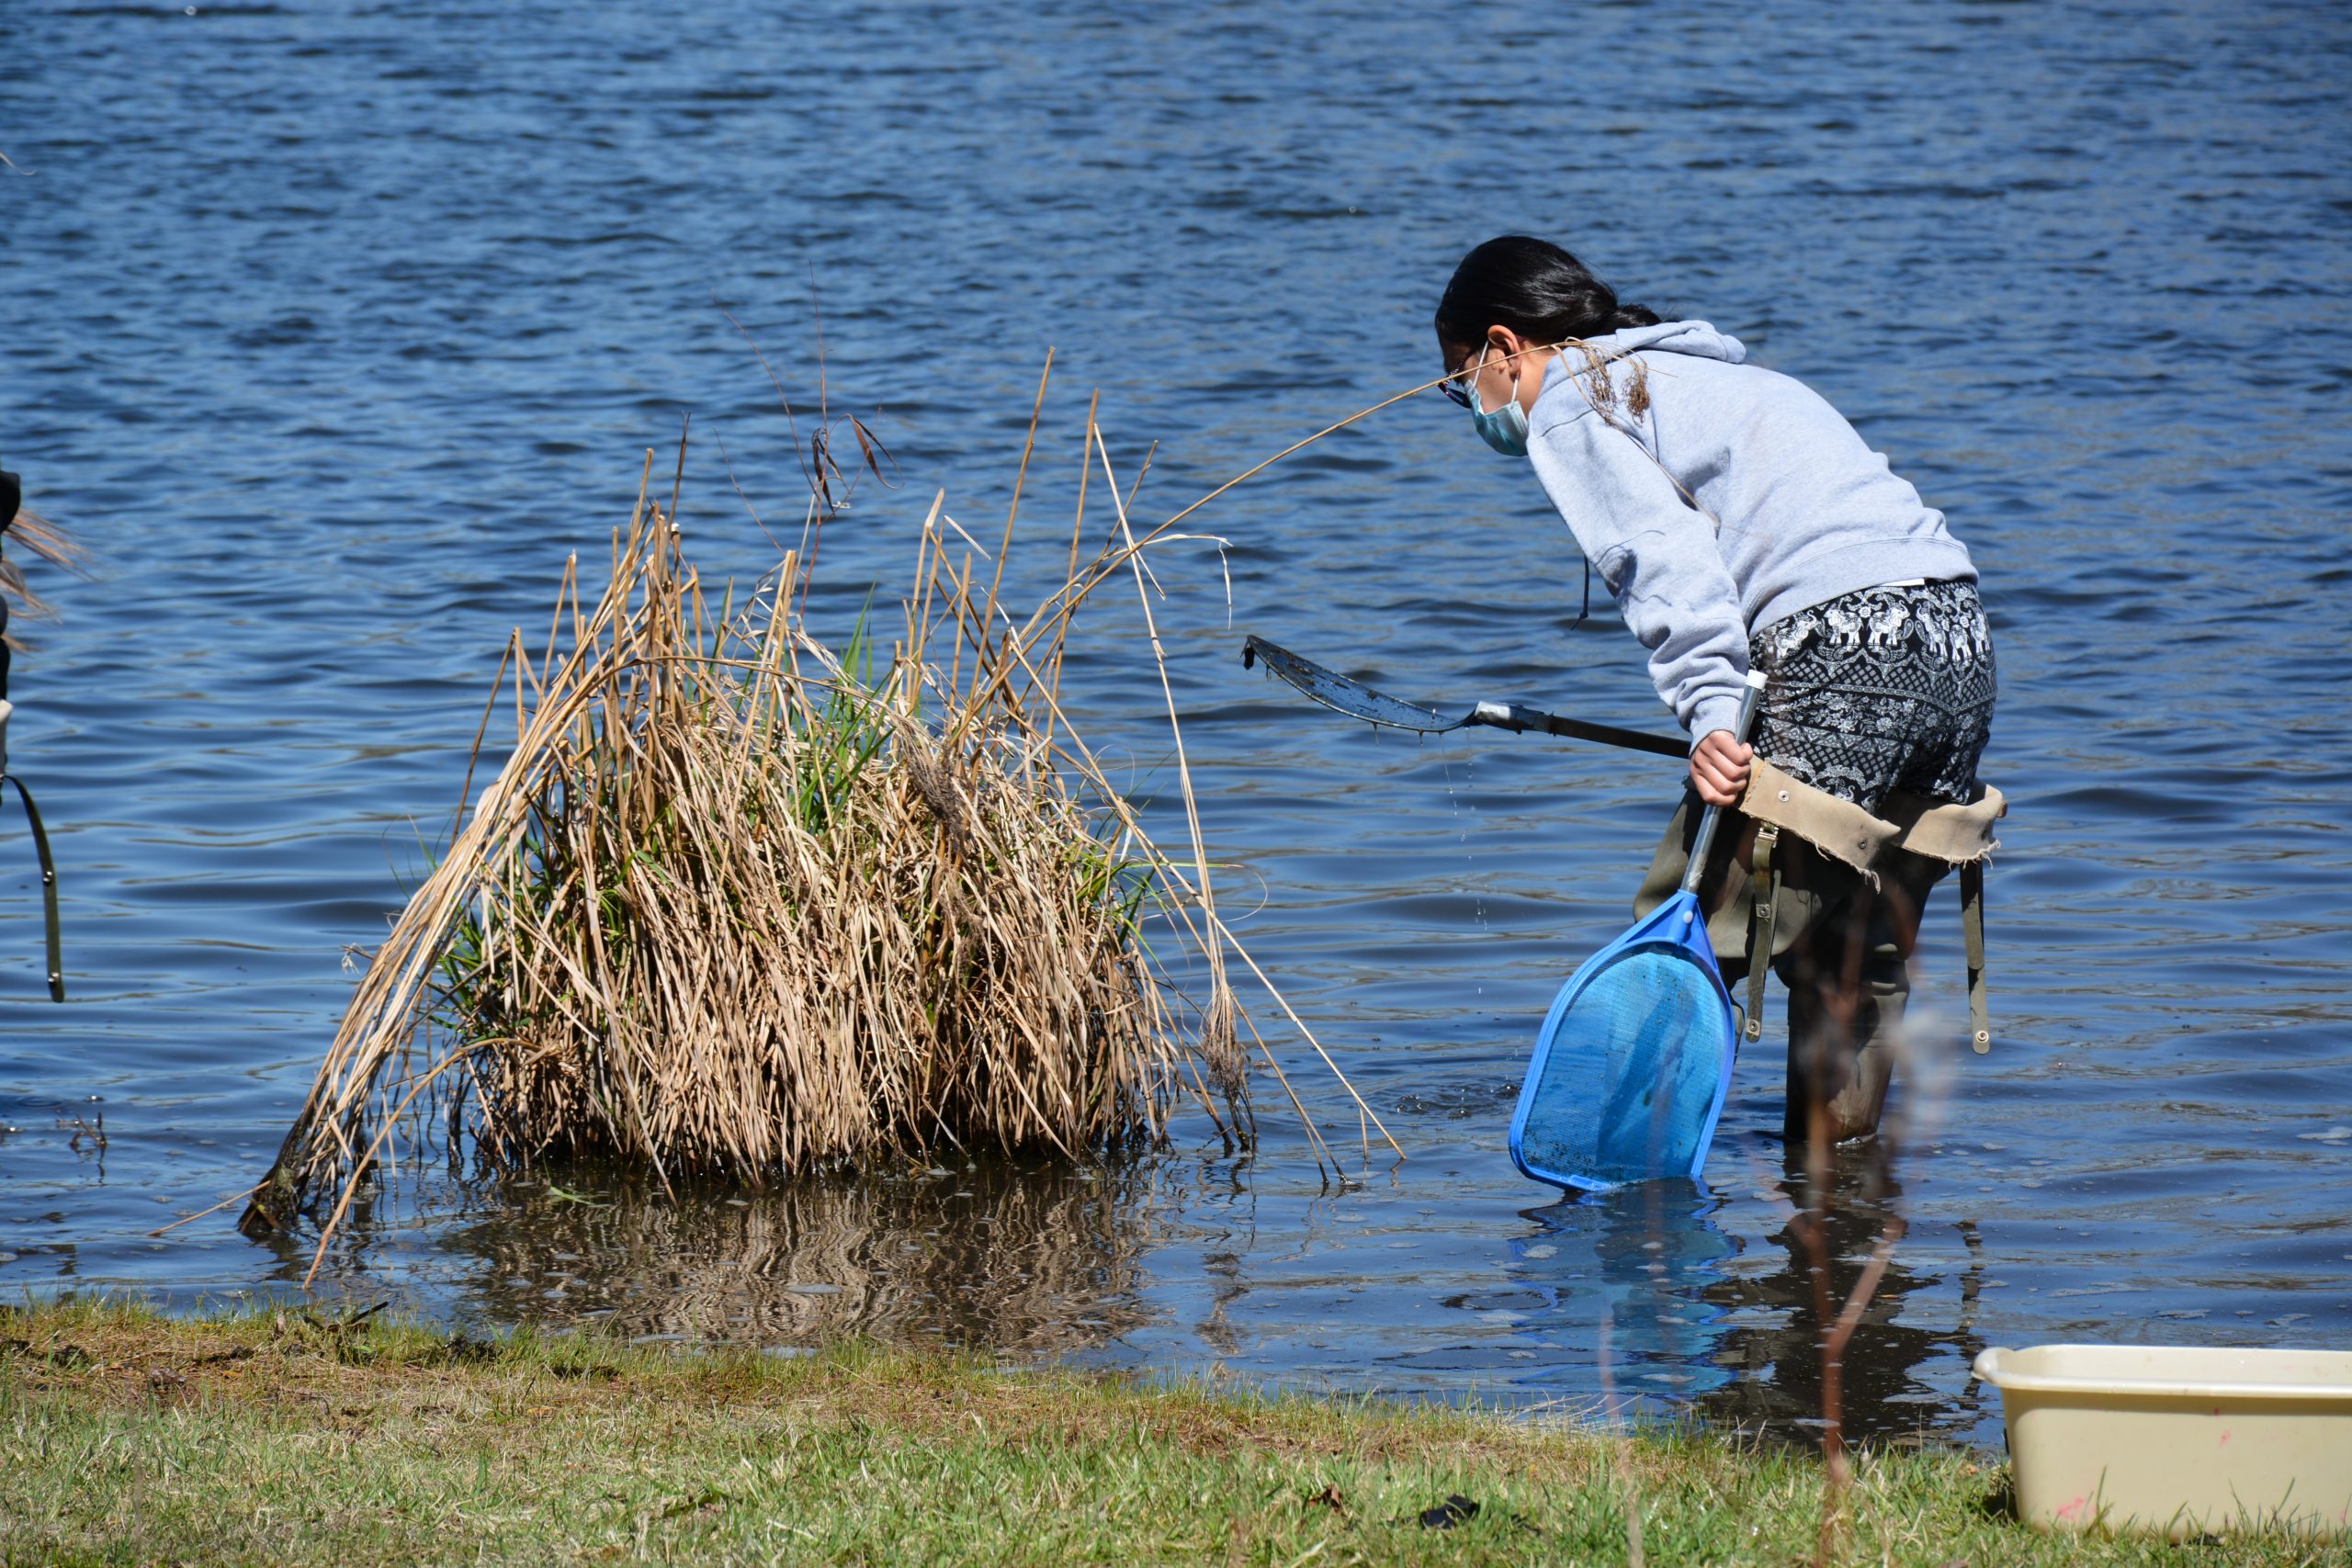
[1796,883,1921,1566]
[245,387,1400,1275]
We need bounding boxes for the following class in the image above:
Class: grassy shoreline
[0,1302,2324,1565]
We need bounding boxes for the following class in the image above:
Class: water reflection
[1393,1181,1735,1413]
[1396,1147,1993,1442]
[1696,1144,1990,1444]
[1515,1183,1738,1414]
[265,1158,1159,1356]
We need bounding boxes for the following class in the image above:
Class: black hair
[1433,236,1662,351]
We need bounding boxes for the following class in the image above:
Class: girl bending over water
[1434,235,2001,1145]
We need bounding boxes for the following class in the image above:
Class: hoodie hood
[1530,319,1747,426]
[1581,318,1747,365]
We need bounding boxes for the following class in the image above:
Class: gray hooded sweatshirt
[1523,321,1976,743]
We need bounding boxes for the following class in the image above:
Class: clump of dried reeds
[243,375,1396,1271]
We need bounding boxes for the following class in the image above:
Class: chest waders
[0,466,65,1003]
[1634,759,2000,1142]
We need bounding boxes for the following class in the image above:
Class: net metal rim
[1510,926,1736,1192]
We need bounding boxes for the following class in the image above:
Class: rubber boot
[1781,919,1908,1145]
[1776,838,1952,1147]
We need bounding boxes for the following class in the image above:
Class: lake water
[4,0,2348,1445]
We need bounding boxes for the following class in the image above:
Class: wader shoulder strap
[1745,823,1779,1043]
[3,774,64,1003]
[1961,859,1987,1054]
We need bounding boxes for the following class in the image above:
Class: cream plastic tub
[1974,1344,2352,1539]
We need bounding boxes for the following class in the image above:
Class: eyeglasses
[1438,346,1485,409]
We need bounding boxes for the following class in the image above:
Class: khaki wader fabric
[1633,765,2003,1141]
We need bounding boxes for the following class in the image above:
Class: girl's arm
[1524,405,1753,745]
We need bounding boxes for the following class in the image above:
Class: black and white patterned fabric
[1749,578,1996,809]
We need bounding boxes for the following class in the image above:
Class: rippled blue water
[4,0,2349,1443]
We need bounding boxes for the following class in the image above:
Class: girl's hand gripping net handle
[1678,671,1770,898]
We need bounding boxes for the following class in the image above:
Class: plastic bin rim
[1974,1345,2352,1403]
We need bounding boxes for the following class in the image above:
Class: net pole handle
[1678,671,1769,897]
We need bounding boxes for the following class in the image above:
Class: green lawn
[0,1301,2335,1565]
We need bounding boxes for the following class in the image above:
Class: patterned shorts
[1749,578,1996,809]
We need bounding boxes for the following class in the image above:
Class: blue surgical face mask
[1465,344,1530,457]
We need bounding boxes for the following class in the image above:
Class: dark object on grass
[0,1337,96,1371]
[1240,635,1686,759]
[1417,1495,1479,1529]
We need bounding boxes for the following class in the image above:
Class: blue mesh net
[1516,943,1730,1188]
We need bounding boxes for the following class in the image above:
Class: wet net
[1517,943,1729,1189]
[1240,636,1454,732]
